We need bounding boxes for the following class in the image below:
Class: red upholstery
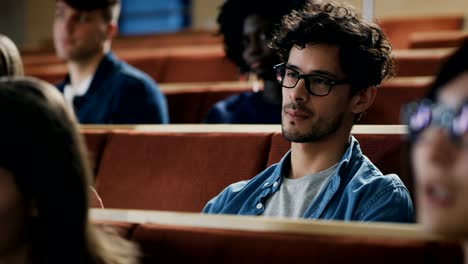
[409,31,468,49]
[123,55,167,82]
[132,223,462,264]
[82,130,110,176]
[378,15,464,49]
[159,53,238,83]
[24,44,238,85]
[164,85,251,123]
[267,132,290,166]
[164,89,205,123]
[394,49,453,77]
[364,80,430,124]
[95,131,273,212]
[25,63,67,84]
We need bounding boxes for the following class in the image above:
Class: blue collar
[261,135,361,192]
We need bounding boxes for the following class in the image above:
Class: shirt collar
[63,75,93,109]
[263,135,362,190]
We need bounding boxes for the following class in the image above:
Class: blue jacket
[203,136,414,223]
[56,53,169,124]
[204,91,282,124]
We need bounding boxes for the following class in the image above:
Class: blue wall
[119,0,191,35]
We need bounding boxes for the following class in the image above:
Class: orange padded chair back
[95,131,273,212]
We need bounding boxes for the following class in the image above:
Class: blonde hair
[0,34,24,76]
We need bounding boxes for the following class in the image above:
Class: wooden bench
[90,208,463,264]
[81,125,412,212]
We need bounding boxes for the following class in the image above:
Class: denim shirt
[203,136,414,223]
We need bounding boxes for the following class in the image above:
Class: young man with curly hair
[203,0,414,222]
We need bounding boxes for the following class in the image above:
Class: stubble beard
[282,110,345,143]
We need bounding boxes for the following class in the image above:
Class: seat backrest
[163,84,252,123]
[393,48,454,77]
[82,129,110,177]
[132,222,462,264]
[164,89,206,123]
[364,78,430,124]
[160,53,239,83]
[378,15,464,49]
[409,31,468,49]
[95,131,273,212]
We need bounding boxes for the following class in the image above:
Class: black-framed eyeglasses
[401,99,468,143]
[273,62,348,96]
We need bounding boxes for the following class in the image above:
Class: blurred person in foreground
[0,76,139,264]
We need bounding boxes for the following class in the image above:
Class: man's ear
[106,23,118,40]
[350,86,377,114]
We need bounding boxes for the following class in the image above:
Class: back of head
[0,34,24,77]
[0,76,92,262]
[271,0,395,95]
[217,0,306,73]
[0,77,138,263]
[426,41,468,101]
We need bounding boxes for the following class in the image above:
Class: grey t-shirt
[263,163,339,218]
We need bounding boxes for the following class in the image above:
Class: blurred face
[0,167,28,258]
[413,72,468,238]
[53,1,110,62]
[242,14,278,79]
[282,44,353,142]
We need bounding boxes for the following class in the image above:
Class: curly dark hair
[271,0,395,95]
[217,0,306,74]
[426,40,468,101]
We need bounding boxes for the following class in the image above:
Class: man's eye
[310,76,330,85]
[285,69,299,78]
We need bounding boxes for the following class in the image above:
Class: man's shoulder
[215,91,255,110]
[111,57,158,88]
[345,155,408,195]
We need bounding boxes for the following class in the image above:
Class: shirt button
[263,182,269,187]
[273,182,278,188]
[256,203,263,209]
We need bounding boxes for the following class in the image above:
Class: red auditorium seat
[95,131,273,212]
[132,222,462,264]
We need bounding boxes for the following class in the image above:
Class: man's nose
[287,78,308,103]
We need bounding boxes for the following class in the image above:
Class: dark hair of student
[0,76,139,264]
[217,0,306,74]
[271,0,395,96]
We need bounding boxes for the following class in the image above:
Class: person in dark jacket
[54,0,168,124]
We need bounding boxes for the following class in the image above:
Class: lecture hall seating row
[90,208,463,264]
[161,77,432,124]
[82,124,413,213]
[24,44,240,84]
[377,14,464,49]
[20,14,464,55]
[23,45,454,84]
[409,31,468,49]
